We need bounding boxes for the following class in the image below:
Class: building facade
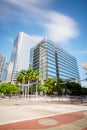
[1,63,8,82]
[6,32,37,83]
[0,54,5,81]
[30,38,80,81]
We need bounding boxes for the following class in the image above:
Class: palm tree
[16,70,27,84]
[33,70,39,96]
[16,69,39,96]
[26,69,34,95]
[16,70,27,96]
[26,69,39,96]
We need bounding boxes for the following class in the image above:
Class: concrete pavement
[0,98,87,130]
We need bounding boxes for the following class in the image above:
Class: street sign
[21,84,28,87]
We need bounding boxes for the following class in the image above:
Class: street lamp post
[18,83,21,96]
[36,80,38,97]
[25,86,27,98]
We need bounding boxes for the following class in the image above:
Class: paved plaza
[0,98,87,130]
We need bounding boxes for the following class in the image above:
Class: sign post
[20,84,28,98]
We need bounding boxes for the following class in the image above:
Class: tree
[39,78,65,96]
[53,78,65,96]
[81,87,87,95]
[39,82,48,95]
[32,70,39,95]
[26,69,39,94]
[0,83,19,96]
[39,78,55,95]
[26,69,34,95]
[66,82,82,96]
[44,78,55,94]
[16,70,27,84]
[16,69,39,95]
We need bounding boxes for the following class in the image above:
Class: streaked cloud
[78,50,87,54]
[31,35,43,43]
[42,11,79,43]
[0,0,79,43]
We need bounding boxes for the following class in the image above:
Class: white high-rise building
[0,54,5,81]
[1,63,8,82]
[6,32,37,83]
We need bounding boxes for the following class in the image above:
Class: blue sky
[0,0,87,83]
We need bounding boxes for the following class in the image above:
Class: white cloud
[42,11,79,43]
[78,50,87,54]
[31,35,43,43]
[1,0,79,43]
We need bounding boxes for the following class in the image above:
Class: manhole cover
[39,119,58,126]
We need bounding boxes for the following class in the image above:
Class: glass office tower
[30,37,80,81]
[6,32,37,83]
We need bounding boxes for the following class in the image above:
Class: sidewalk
[0,110,87,130]
[0,98,87,130]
